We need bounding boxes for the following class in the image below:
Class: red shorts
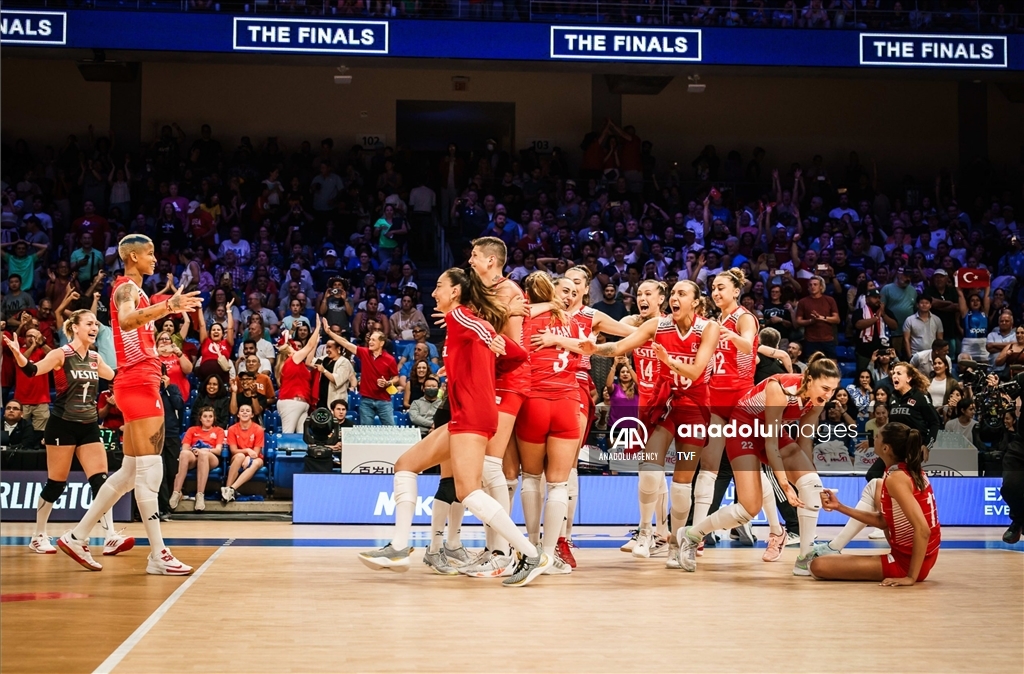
[638,385,671,430]
[447,381,497,438]
[496,362,530,399]
[496,390,526,417]
[724,414,797,465]
[882,550,938,582]
[113,378,163,424]
[710,386,750,421]
[515,394,581,445]
[658,398,711,447]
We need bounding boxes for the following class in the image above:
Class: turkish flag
[955,268,990,289]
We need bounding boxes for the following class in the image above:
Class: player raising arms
[811,422,941,585]
[4,311,133,557]
[696,268,787,561]
[59,234,203,575]
[576,281,720,564]
[358,268,552,587]
[517,274,581,574]
[676,355,838,575]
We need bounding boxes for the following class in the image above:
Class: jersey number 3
[552,349,570,373]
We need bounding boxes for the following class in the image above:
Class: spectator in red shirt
[187,201,216,247]
[324,325,398,426]
[11,329,50,431]
[796,275,840,361]
[221,404,265,503]
[28,300,57,348]
[170,406,225,512]
[97,387,125,434]
[69,200,110,252]
[517,220,549,256]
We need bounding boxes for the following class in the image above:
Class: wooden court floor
[1,521,1021,674]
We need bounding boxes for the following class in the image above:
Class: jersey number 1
[81,383,91,403]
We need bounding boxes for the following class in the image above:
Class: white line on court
[92,539,234,674]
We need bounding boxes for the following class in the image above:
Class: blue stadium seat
[272,432,307,492]
[840,377,855,390]
[836,346,854,360]
[348,410,361,425]
[263,409,281,433]
[348,392,361,409]
[186,446,228,496]
[393,340,415,357]
[392,392,404,412]
[839,361,857,378]
[395,411,410,426]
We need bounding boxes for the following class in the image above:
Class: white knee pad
[638,466,663,504]
[694,470,716,503]
[862,478,882,505]
[546,481,569,505]
[731,502,755,525]
[567,468,578,499]
[461,489,502,525]
[393,471,417,506]
[521,472,543,495]
[135,455,163,494]
[796,473,823,512]
[106,457,137,496]
[482,456,505,490]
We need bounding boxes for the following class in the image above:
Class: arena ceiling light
[687,74,705,93]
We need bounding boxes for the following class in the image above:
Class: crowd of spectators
[1,119,1022,480]
[12,0,1020,32]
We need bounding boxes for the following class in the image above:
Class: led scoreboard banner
[2,9,1020,71]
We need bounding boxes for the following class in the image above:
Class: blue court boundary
[3,536,1021,551]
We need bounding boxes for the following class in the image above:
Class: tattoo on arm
[595,343,617,357]
[113,283,136,310]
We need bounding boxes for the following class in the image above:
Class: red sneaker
[555,537,577,568]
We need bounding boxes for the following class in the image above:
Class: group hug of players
[358,236,941,588]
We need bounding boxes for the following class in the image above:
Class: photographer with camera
[302,406,346,473]
[985,371,1024,544]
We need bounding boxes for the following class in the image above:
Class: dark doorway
[396,100,515,155]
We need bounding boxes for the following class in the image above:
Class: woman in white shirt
[944,398,978,446]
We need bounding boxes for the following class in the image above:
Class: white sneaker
[102,531,136,556]
[29,534,56,554]
[632,530,653,558]
[868,528,887,540]
[169,491,182,510]
[223,487,236,504]
[459,551,515,578]
[442,544,473,567]
[677,528,699,572]
[785,531,801,547]
[620,529,640,552]
[147,548,193,576]
[666,539,681,569]
[543,557,573,575]
[220,487,229,501]
[195,493,206,512]
[649,534,670,557]
[57,532,102,571]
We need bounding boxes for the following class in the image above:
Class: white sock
[521,472,544,546]
[482,456,507,550]
[830,478,880,551]
[506,478,518,508]
[637,464,662,535]
[35,497,54,537]
[559,467,578,539]
[446,502,465,549]
[795,473,823,557]
[760,471,784,536]
[543,482,569,556]
[429,498,449,554]
[72,457,136,542]
[391,471,418,550]
[669,482,692,542]
[655,477,669,537]
[691,502,754,540]
[692,469,716,528]
[462,489,537,558]
[135,455,166,554]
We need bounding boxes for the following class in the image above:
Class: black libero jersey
[888,387,940,443]
[52,345,101,424]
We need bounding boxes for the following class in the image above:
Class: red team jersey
[110,276,160,386]
[880,463,941,580]
[572,306,595,384]
[714,306,759,391]
[443,305,526,437]
[735,373,811,422]
[523,312,581,398]
[493,278,531,398]
[655,316,713,402]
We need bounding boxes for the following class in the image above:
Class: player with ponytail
[812,422,941,585]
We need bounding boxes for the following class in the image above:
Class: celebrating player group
[359,236,941,588]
